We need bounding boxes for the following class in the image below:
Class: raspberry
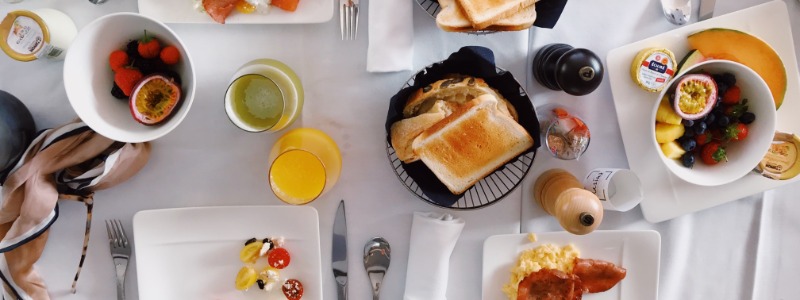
[108,50,129,72]
[159,46,180,65]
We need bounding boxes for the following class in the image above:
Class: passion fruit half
[673,74,717,120]
[129,74,181,126]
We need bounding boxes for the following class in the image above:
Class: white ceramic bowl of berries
[64,12,195,143]
[650,60,777,186]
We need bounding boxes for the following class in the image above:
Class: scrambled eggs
[501,243,580,300]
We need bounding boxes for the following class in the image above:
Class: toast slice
[456,0,538,30]
[390,100,450,163]
[412,94,533,194]
[437,0,537,32]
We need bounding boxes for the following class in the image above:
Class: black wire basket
[385,48,540,209]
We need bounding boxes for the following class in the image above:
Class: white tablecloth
[1,0,799,299]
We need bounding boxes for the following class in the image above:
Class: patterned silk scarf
[0,121,150,300]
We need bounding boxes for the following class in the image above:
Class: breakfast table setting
[1,0,800,299]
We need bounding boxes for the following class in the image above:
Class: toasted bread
[404,74,518,121]
[390,100,450,163]
[437,0,537,32]
[456,0,538,30]
[412,94,533,194]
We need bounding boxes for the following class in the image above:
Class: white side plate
[482,230,661,300]
[138,0,334,24]
[133,206,322,300]
[607,1,800,223]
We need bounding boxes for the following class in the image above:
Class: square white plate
[482,230,661,300]
[133,206,322,300]
[606,1,800,223]
[138,0,334,24]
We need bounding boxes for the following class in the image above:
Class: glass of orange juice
[268,128,342,205]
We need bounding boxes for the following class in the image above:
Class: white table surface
[1,0,799,300]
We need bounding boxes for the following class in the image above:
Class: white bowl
[64,13,195,143]
[650,60,776,186]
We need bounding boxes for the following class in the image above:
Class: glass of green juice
[224,59,304,132]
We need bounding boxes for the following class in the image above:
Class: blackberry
[163,70,182,86]
[720,72,736,87]
[111,83,127,99]
[126,39,141,60]
[133,58,168,76]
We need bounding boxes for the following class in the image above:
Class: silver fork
[106,220,131,300]
[340,0,359,40]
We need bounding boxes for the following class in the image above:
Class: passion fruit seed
[239,241,264,263]
[129,74,181,125]
[673,74,717,120]
[235,266,257,291]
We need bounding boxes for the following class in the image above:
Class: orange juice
[268,128,341,204]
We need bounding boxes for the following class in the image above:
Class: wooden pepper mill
[533,169,604,235]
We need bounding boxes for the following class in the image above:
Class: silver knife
[332,200,348,300]
[699,0,716,21]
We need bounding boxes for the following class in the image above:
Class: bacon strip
[516,269,583,300]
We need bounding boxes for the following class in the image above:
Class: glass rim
[223,73,287,133]
[268,148,328,205]
[543,115,591,160]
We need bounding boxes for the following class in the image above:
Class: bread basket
[385,46,540,209]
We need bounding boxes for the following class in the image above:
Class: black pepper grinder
[532,43,604,96]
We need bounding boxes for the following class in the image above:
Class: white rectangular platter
[606,1,800,223]
[133,206,322,300]
[138,0,334,24]
[482,230,661,300]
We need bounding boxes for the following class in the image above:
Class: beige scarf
[0,121,150,299]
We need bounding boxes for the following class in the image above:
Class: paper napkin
[403,211,465,300]
[367,0,414,72]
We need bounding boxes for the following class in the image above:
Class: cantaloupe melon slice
[687,28,787,109]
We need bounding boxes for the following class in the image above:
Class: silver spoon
[363,237,390,300]
[660,0,691,25]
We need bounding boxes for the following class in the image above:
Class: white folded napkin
[403,211,465,300]
[367,0,414,72]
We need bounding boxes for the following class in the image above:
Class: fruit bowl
[64,13,195,143]
[650,60,776,186]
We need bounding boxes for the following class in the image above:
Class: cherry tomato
[282,279,304,300]
[268,247,291,269]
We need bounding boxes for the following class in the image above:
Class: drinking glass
[224,59,304,133]
[268,128,342,205]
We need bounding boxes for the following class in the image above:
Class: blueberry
[705,113,716,125]
[694,121,707,134]
[740,112,756,124]
[681,152,696,168]
[680,138,697,152]
[717,115,730,127]
[683,129,695,138]
[111,83,126,100]
[682,119,694,127]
